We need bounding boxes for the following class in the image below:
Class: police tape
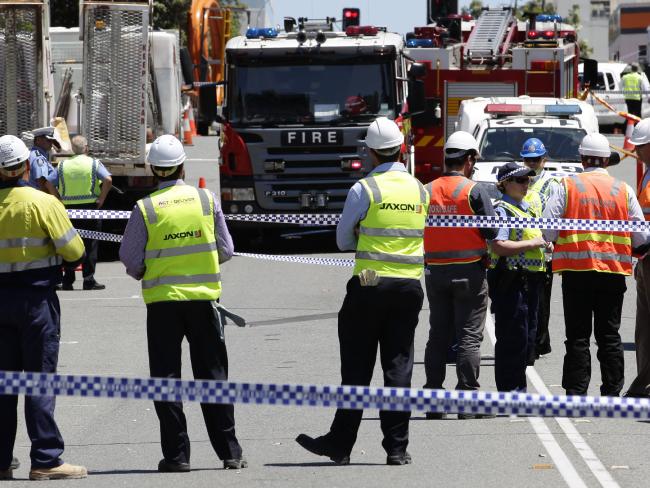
[68,209,650,233]
[1,370,649,418]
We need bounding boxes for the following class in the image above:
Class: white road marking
[485,313,588,488]
[58,296,141,302]
[60,341,79,345]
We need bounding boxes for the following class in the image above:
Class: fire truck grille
[83,5,148,162]
[0,6,42,136]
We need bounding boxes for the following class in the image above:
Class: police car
[456,96,598,199]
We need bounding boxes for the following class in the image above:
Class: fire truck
[404,8,581,184]
[217,17,422,220]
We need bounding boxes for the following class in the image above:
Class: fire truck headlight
[232,188,255,201]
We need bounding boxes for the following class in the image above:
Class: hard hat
[629,118,650,146]
[444,131,480,158]
[147,134,187,167]
[365,117,404,151]
[520,137,547,158]
[0,135,30,168]
[578,133,611,157]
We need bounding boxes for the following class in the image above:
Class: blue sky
[266,0,512,35]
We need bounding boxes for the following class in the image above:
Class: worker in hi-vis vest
[119,135,247,473]
[58,135,112,291]
[621,64,649,118]
[296,117,428,466]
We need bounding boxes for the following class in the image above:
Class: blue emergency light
[536,14,563,22]
[545,104,581,115]
[406,38,434,48]
[246,27,278,39]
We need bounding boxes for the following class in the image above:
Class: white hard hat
[629,118,650,146]
[147,134,186,167]
[365,117,404,151]
[0,135,30,168]
[444,131,481,158]
[578,133,611,157]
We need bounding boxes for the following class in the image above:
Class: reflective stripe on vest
[353,171,427,279]
[58,155,100,205]
[489,200,545,272]
[528,172,560,208]
[138,185,222,304]
[622,72,643,101]
[638,172,650,221]
[424,175,487,265]
[0,237,50,248]
[0,255,62,273]
[553,173,632,275]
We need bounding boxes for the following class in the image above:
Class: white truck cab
[456,96,597,198]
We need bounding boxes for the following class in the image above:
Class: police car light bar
[484,104,582,116]
[246,27,279,39]
[406,38,434,48]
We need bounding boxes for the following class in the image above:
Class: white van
[456,96,597,198]
[578,61,650,126]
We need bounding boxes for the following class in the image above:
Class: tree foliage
[564,4,593,57]
[468,0,483,19]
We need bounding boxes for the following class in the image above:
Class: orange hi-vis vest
[553,172,632,275]
[424,175,487,265]
[638,171,650,221]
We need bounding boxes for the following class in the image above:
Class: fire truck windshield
[479,127,587,162]
[227,60,396,126]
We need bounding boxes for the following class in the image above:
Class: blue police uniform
[28,146,57,189]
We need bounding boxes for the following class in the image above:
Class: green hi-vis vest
[526,172,559,208]
[138,185,221,304]
[489,199,545,272]
[58,154,101,205]
[354,171,428,280]
[622,72,643,101]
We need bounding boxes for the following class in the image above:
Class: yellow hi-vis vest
[489,199,545,272]
[622,72,643,101]
[526,171,560,208]
[353,170,428,279]
[138,185,221,304]
[58,154,101,205]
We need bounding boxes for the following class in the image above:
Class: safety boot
[29,463,88,480]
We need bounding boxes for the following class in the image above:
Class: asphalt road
[5,135,649,487]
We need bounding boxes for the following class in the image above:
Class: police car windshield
[227,61,396,126]
[479,127,587,162]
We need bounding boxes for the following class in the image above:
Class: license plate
[281,130,342,146]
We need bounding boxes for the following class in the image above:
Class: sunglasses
[523,157,543,163]
[510,176,530,184]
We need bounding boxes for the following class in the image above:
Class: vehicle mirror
[582,58,598,88]
[608,151,620,166]
[407,62,426,79]
[406,78,426,118]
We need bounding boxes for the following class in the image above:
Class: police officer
[119,135,246,472]
[489,162,552,392]
[28,126,60,197]
[0,135,87,481]
[520,138,562,358]
[421,131,497,419]
[625,118,650,397]
[296,117,427,465]
[543,133,650,396]
[59,135,112,291]
[621,64,649,118]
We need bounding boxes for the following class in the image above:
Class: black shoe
[458,413,496,420]
[10,457,19,470]
[157,459,190,472]
[83,282,105,290]
[295,434,350,465]
[425,412,447,420]
[623,391,650,399]
[387,452,412,466]
[223,458,248,469]
[61,283,74,291]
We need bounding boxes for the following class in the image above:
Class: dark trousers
[146,300,242,464]
[424,262,487,390]
[535,264,554,355]
[628,258,650,396]
[625,99,642,119]
[561,271,626,396]
[327,276,423,457]
[489,271,542,392]
[0,288,65,469]
[63,203,100,286]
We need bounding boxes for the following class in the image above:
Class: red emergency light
[344,9,359,19]
[345,25,379,36]
[528,30,556,40]
[484,104,521,114]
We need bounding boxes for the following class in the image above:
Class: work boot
[387,452,412,466]
[295,434,350,465]
[29,463,88,480]
[83,281,106,290]
[425,412,447,420]
[0,468,12,481]
[10,457,19,470]
[223,458,248,470]
[157,459,190,472]
[458,413,496,420]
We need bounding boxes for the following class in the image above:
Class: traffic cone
[188,106,197,137]
[183,109,193,146]
[198,177,206,189]
[624,118,636,152]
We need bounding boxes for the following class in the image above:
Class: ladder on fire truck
[465,8,513,64]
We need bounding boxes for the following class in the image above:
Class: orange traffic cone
[198,177,206,189]
[183,109,193,146]
[188,106,197,137]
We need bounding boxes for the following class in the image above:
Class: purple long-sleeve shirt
[119,180,234,280]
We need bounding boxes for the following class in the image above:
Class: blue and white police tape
[2,370,650,418]
[67,209,650,233]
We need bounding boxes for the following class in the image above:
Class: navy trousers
[0,288,65,469]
